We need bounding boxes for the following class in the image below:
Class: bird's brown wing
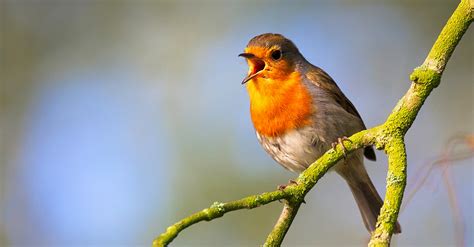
[306,65,376,161]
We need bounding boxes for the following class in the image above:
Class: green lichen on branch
[153,1,471,246]
[368,1,472,246]
[264,201,302,246]
[422,0,473,73]
[153,190,288,246]
[368,139,407,247]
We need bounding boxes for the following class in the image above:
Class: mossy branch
[264,200,302,246]
[368,1,472,245]
[153,1,472,246]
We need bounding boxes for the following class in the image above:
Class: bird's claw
[277,180,306,204]
[331,136,352,158]
[277,179,298,190]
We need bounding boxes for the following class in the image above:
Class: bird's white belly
[256,126,329,172]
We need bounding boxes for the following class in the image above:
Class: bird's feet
[277,179,298,190]
[277,180,306,204]
[331,136,352,158]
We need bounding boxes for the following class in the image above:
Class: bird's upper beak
[239,53,265,84]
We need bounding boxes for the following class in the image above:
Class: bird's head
[239,33,304,84]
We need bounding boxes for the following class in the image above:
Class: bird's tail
[337,154,402,234]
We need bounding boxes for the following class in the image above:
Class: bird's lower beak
[241,71,260,85]
[239,53,265,84]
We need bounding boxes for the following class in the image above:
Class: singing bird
[239,33,401,234]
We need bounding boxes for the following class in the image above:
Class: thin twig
[264,200,302,246]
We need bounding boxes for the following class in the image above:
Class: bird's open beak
[239,53,265,84]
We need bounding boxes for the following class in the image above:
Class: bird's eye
[271,50,282,60]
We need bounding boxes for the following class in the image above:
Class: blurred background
[1,0,473,246]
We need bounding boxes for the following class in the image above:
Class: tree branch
[264,200,302,246]
[369,1,472,245]
[153,1,472,246]
[153,190,287,246]
[368,138,407,246]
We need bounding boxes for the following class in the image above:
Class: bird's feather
[306,65,376,161]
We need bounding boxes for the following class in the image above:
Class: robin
[239,33,401,234]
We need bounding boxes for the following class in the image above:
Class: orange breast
[246,72,314,137]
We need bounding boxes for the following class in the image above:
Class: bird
[239,33,401,234]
